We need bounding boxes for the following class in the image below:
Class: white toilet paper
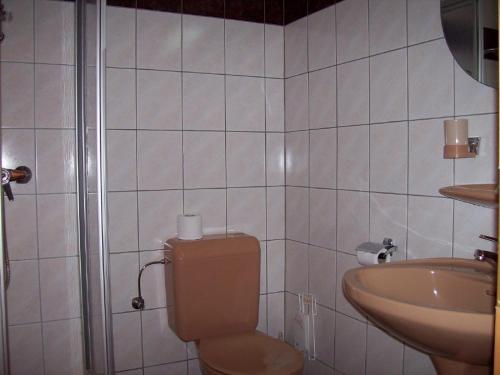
[356,248,391,266]
[177,214,203,240]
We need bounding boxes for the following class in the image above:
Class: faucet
[474,234,497,263]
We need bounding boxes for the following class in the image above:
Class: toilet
[164,233,304,375]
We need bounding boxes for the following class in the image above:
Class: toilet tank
[164,233,260,342]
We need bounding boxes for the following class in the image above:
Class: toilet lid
[198,331,304,375]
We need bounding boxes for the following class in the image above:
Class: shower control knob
[2,183,13,201]
[131,296,145,310]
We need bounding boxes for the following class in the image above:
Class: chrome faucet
[474,234,497,263]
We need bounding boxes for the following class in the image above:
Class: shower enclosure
[0,0,114,373]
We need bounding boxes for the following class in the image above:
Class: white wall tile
[225,20,264,76]
[145,362,187,375]
[183,73,225,131]
[285,74,308,131]
[403,346,436,375]
[407,196,453,259]
[227,187,266,240]
[0,0,34,62]
[111,252,139,313]
[453,201,497,258]
[370,49,407,123]
[285,18,308,77]
[407,0,443,45]
[43,319,84,375]
[9,323,44,375]
[285,131,309,186]
[309,246,336,308]
[454,114,498,185]
[337,125,369,190]
[37,194,78,258]
[267,241,285,292]
[370,122,408,194]
[370,193,408,261]
[408,39,454,119]
[137,131,183,190]
[265,24,284,78]
[35,64,75,128]
[308,6,336,71]
[337,190,369,254]
[226,76,265,131]
[183,131,226,189]
[142,308,187,366]
[183,15,224,74]
[366,325,404,375]
[336,0,369,63]
[285,241,308,295]
[108,191,139,253]
[260,242,268,295]
[5,195,37,260]
[310,128,337,188]
[40,257,81,321]
[309,67,336,129]
[315,305,335,366]
[266,133,285,186]
[184,189,227,235]
[266,78,285,131]
[335,313,367,375]
[267,292,285,338]
[36,129,75,193]
[137,10,181,70]
[35,0,74,65]
[369,0,406,54]
[258,294,268,333]
[107,130,137,191]
[1,62,34,128]
[137,70,182,130]
[409,119,453,196]
[285,187,309,243]
[140,250,168,309]
[113,312,143,371]
[310,189,336,250]
[454,62,498,116]
[227,132,266,187]
[106,6,136,68]
[285,293,305,351]
[106,68,136,130]
[267,187,285,240]
[138,190,182,250]
[7,260,40,324]
[337,59,369,126]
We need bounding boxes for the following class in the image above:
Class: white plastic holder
[298,293,318,361]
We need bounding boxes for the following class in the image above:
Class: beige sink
[343,258,496,375]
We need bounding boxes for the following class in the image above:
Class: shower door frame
[76,0,114,373]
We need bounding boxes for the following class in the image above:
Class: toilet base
[431,356,491,375]
[199,357,304,375]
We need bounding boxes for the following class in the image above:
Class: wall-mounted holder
[443,119,480,158]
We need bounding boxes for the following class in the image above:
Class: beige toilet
[164,233,304,375]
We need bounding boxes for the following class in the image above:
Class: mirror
[441,0,498,88]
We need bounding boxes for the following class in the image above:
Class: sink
[343,258,496,375]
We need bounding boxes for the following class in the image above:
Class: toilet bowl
[164,233,304,375]
[198,331,303,375]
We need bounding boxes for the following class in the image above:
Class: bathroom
[0,0,497,374]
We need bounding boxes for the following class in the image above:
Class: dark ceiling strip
[65,0,340,25]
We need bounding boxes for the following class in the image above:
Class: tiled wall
[284,0,498,374]
[104,5,286,374]
[0,0,84,374]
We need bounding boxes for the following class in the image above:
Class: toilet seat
[198,331,304,375]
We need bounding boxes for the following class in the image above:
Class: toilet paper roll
[177,214,203,240]
[356,248,391,266]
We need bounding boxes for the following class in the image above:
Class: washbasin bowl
[343,258,496,375]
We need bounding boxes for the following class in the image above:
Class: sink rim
[343,258,496,315]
